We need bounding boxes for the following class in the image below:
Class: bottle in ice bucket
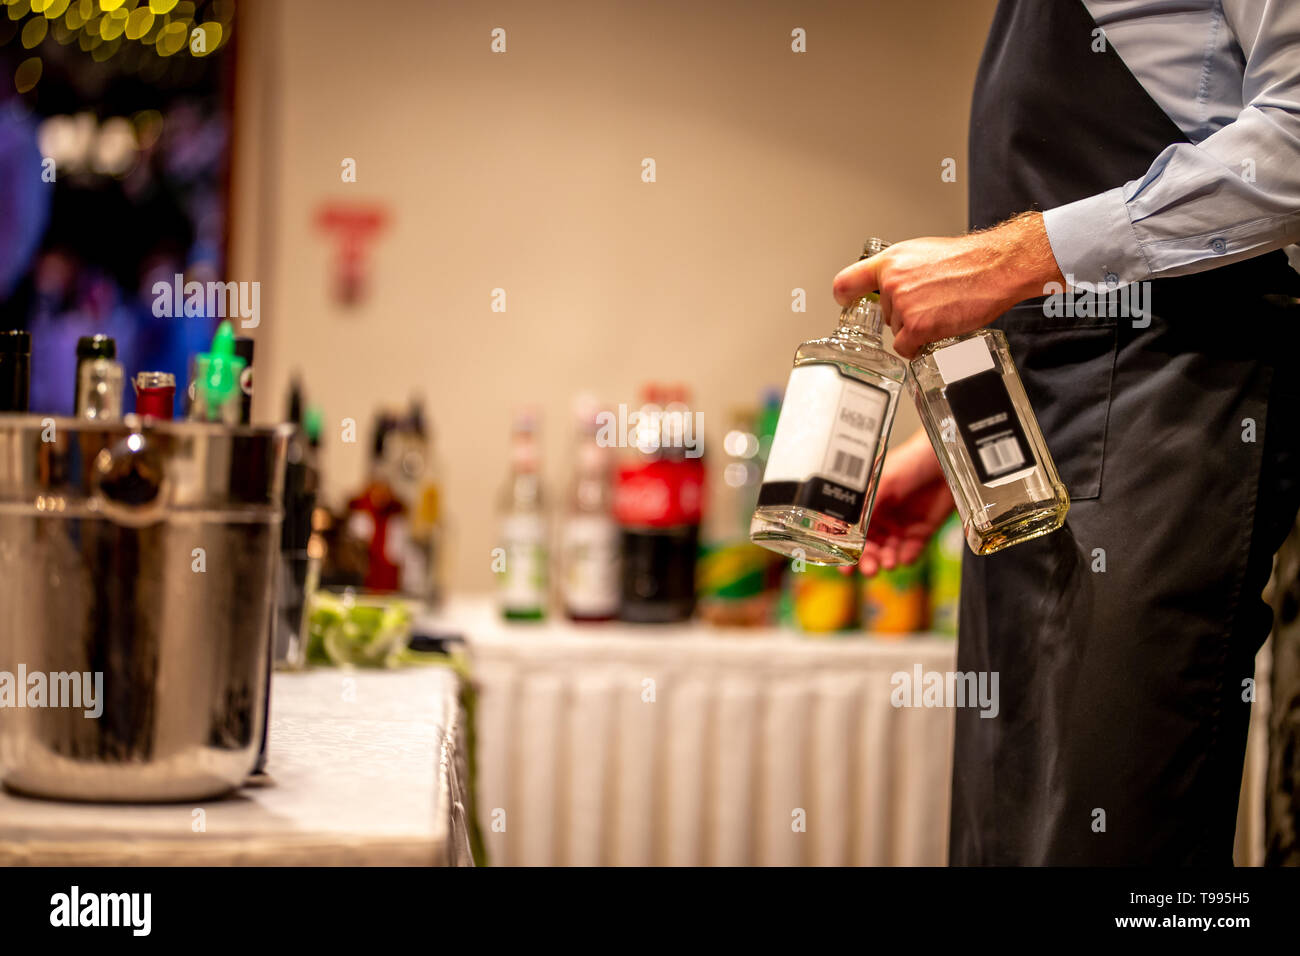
[0,330,31,413]
[74,335,124,422]
[132,371,176,420]
[73,334,116,417]
[750,238,905,566]
[907,315,1068,556]
[188,321,247,424]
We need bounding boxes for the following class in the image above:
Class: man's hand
[854,429,955,576]
[832,212,1065,359]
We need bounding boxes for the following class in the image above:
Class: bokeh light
[155,18,185,55]
[132,108,163,148]
[123,4,150,38]
[91,115,137,174]
[14,55,42,93]
[91,32,120,60]
[190,19,219,56]
[5,0,233,93]
[99,6,127,40]
[78,21,103,50]
[20,13,47,45]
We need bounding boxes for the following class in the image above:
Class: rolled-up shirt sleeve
[1042,0,1300,290]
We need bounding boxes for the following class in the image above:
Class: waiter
[836,0,1300,864]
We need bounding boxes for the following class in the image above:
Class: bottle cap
[194,321,246,419]
[860,237,893,260]
[0,330,31,353]
[133,371,176,420]
[77,334,116,360]
[852,239,894,304]
[304,405,324,445]
[133,370,176,391]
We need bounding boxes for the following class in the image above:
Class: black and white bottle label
[758,364,889,523]
[934,337,1034,486]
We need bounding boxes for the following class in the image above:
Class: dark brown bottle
[73,334,116,416]
[0,330,31,412]
[615,386,704,624]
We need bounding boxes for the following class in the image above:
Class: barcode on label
[978,437,1026,476]
[831,450,866,482]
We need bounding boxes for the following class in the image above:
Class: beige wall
[230,0,997,592]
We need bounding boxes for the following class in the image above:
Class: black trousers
[950,299,1300,865]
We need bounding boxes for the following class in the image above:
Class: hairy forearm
[979,211,1067,303]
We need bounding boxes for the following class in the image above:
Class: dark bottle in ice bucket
[0,330,31,412]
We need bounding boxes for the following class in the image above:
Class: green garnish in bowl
[306,590,413,668]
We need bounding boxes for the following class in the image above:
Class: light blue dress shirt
[1042,0,1300,288]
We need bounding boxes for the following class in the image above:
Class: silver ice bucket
[0,415,290,802]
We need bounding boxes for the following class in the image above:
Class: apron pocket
[994,304,1117,501]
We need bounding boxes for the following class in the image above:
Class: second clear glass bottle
[908,330,1069,554]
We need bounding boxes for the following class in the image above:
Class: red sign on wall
[315,203,389,306]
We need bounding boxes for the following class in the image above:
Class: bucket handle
[91,430,170,527]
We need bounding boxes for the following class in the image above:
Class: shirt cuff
[1042,187,1152,291]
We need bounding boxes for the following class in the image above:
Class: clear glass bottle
[560,395,620,621]
[908,331,1068,554]
[498,408,549,620]
[750,238,906,566]
[74,334,116,416]
[76,358,124,421]
[188,322,246,425]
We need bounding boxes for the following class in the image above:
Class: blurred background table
[435,599,958,866]
[0,668,471,866]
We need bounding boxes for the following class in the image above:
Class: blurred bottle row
[309,396,446,604]
[494,384,962,636]
[287,376,961,638]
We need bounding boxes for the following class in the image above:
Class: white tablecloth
[444,600,957,866]
[0,667,470,866]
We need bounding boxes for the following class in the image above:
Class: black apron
[956,0,1300,864]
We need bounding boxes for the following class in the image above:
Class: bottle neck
[836,294,884,344]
